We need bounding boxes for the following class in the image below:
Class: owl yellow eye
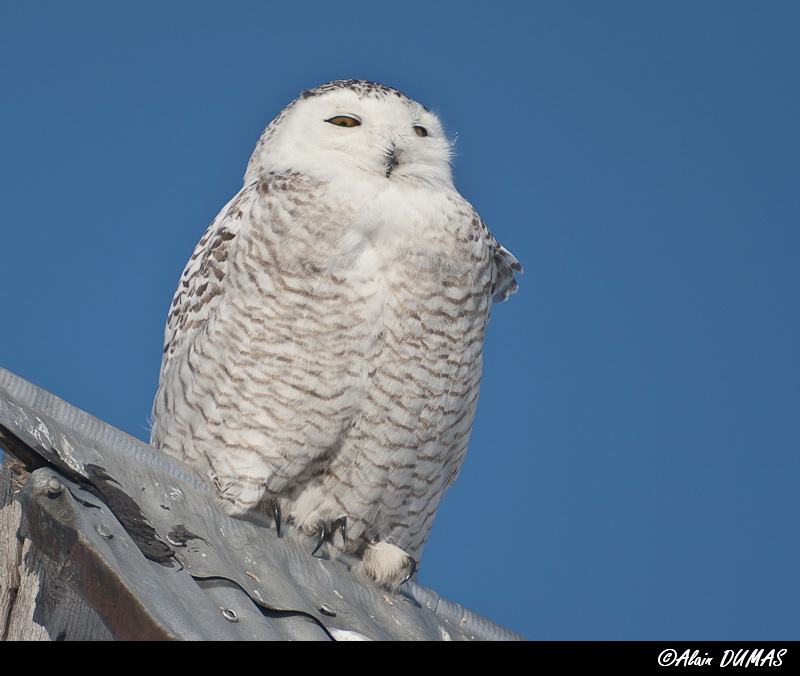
[326,115,361,127]
[413,125,428,137]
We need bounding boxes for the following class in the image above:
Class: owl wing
[489,228,523,303]
[159,183,257,371]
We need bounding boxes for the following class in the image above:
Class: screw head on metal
[45,477,63,497]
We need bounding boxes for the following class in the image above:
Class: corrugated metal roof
[0,366,526,641]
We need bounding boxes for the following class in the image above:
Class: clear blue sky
[2,2,798,640]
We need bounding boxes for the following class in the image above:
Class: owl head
[244,80,454,189]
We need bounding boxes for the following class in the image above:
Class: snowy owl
[151,80,521,589]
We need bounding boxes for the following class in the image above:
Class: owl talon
[338,516,348,545]
[401,557,417,585]
[311,522,327,556]
[272,500,283,538]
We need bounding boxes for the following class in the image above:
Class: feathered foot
[359,541,417,591]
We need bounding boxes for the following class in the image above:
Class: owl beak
[384,144,400,178]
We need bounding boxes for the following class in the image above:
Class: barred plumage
[151,80,520,589]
